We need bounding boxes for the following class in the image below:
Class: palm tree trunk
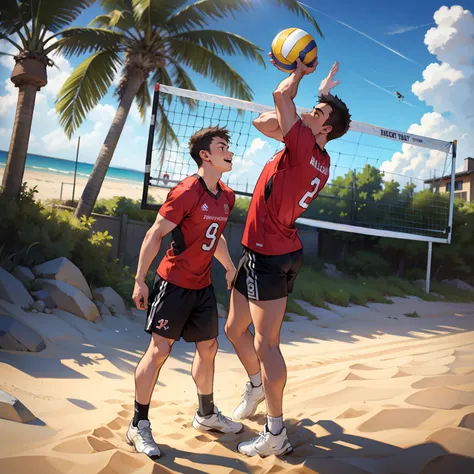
[74,71,144,218]
[1,83,37,201]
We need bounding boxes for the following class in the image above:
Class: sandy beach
[0,169,169,204]
[1,296,474,473]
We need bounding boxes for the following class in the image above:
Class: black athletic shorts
[233,247,303,301]
[145,275,218,342]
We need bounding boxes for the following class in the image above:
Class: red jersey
[157,174,235,289]
[241,119,330,255]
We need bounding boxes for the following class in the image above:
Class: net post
[425,241,433,294]
[141,83,161,210]
[447,140,457,244]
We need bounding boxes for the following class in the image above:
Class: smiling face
[301,103,333,141]
[200,137,233,173]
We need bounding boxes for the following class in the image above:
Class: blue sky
[1,1,473,185]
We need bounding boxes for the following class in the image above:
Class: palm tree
[0,0,95,201]
[56,0,322,219]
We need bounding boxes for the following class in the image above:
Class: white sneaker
[233,382,265,420]
[237,424,292,457]
[126,420,161,460]
[193,406,243,434]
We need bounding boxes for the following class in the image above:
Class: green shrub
[0,184,135,305]
[343,251,391,277]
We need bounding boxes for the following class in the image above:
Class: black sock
[197,393,214,418]
[133,400,150,427]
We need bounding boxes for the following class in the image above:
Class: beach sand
[1,296,474,473]
[0,169,169,204]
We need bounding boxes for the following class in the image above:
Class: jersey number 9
[202,222,220,251]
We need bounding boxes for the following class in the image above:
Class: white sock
[249,371,262,387]
[267,415,283,435]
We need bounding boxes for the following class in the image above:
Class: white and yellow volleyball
[271,28,318,73]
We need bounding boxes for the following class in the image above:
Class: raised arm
[272,58,317,137]
[252,111,284,142]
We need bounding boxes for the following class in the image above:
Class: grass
[286,297,318,320]
[404,311,420,318]
[429,281,474,303]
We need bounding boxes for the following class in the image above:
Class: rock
[217,302,227,319]
[0,267,34,307]
[12,266,35,285]
[32,300,46,313]
[38,279,100,322]
[95,301,111,316]
[33,257,92,299]
[0,313,46,352]
[323,263,343,279]
[31,309,38,313]
[31,290,57,309]
[441,279,474,293]
[92,287,127,315]
[414,279,426,289]
[0,390,36,423]
[44,308,52,314]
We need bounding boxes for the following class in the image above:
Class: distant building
[424,157,474,202]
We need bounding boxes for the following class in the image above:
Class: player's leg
[126,277,190,460]
[225,287,265,419]
[183,285,243,434]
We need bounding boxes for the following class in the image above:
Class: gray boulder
[38,279,100,322]
[33,257,92,299]
[0,313,46,352]
[0,390,36,423]
[324,263,343,279]
[95,301,112,316]
[0,267,34,307]
[31,300,46,313]
[92,287,127,315]
[31,289,57,309]
[12,266,35,285]
[441,279,474,293]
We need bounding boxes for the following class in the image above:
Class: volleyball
[271,28,318,73]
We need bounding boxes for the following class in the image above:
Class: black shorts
[233,247,303,301]
[145,276,218,342]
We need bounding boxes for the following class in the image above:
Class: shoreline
[0,168,169,204]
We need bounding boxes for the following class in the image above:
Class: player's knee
[197,338,218,359]
[149,336,172,361]
[224,319,243,342]
[254,336,278,360]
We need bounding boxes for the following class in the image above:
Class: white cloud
[244,137,268,156]
[381,5,474,182]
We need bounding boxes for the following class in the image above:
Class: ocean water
[0,149,144,185]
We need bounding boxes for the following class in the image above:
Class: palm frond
[162,59,198,109]
[135,78,150,121]
[89,10,136,32]
[167,0,252,31]
[167,30,264,67]
[52,27,124,57]
[56,50,122,138]
[132,0,186,27]
[169,39,253,101]
[156,100,179,150]
[275,1,324,38]
[0,0,30,38]
[100,0,134,12]
[35,0,95,33]
[151,66,173,106]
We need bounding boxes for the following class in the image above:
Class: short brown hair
[188,126,231,167]
[319,93,351,141]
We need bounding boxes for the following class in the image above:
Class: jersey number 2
[298,176,321,209]
[202,222,220,251]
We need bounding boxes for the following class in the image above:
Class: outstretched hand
[269,52,318,76]
[319,61,340,95]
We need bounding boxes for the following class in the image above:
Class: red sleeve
[283,119,315,163]
[229,190,236,210]
[158,184,195,225]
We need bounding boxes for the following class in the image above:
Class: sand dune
[1,297,474,473]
